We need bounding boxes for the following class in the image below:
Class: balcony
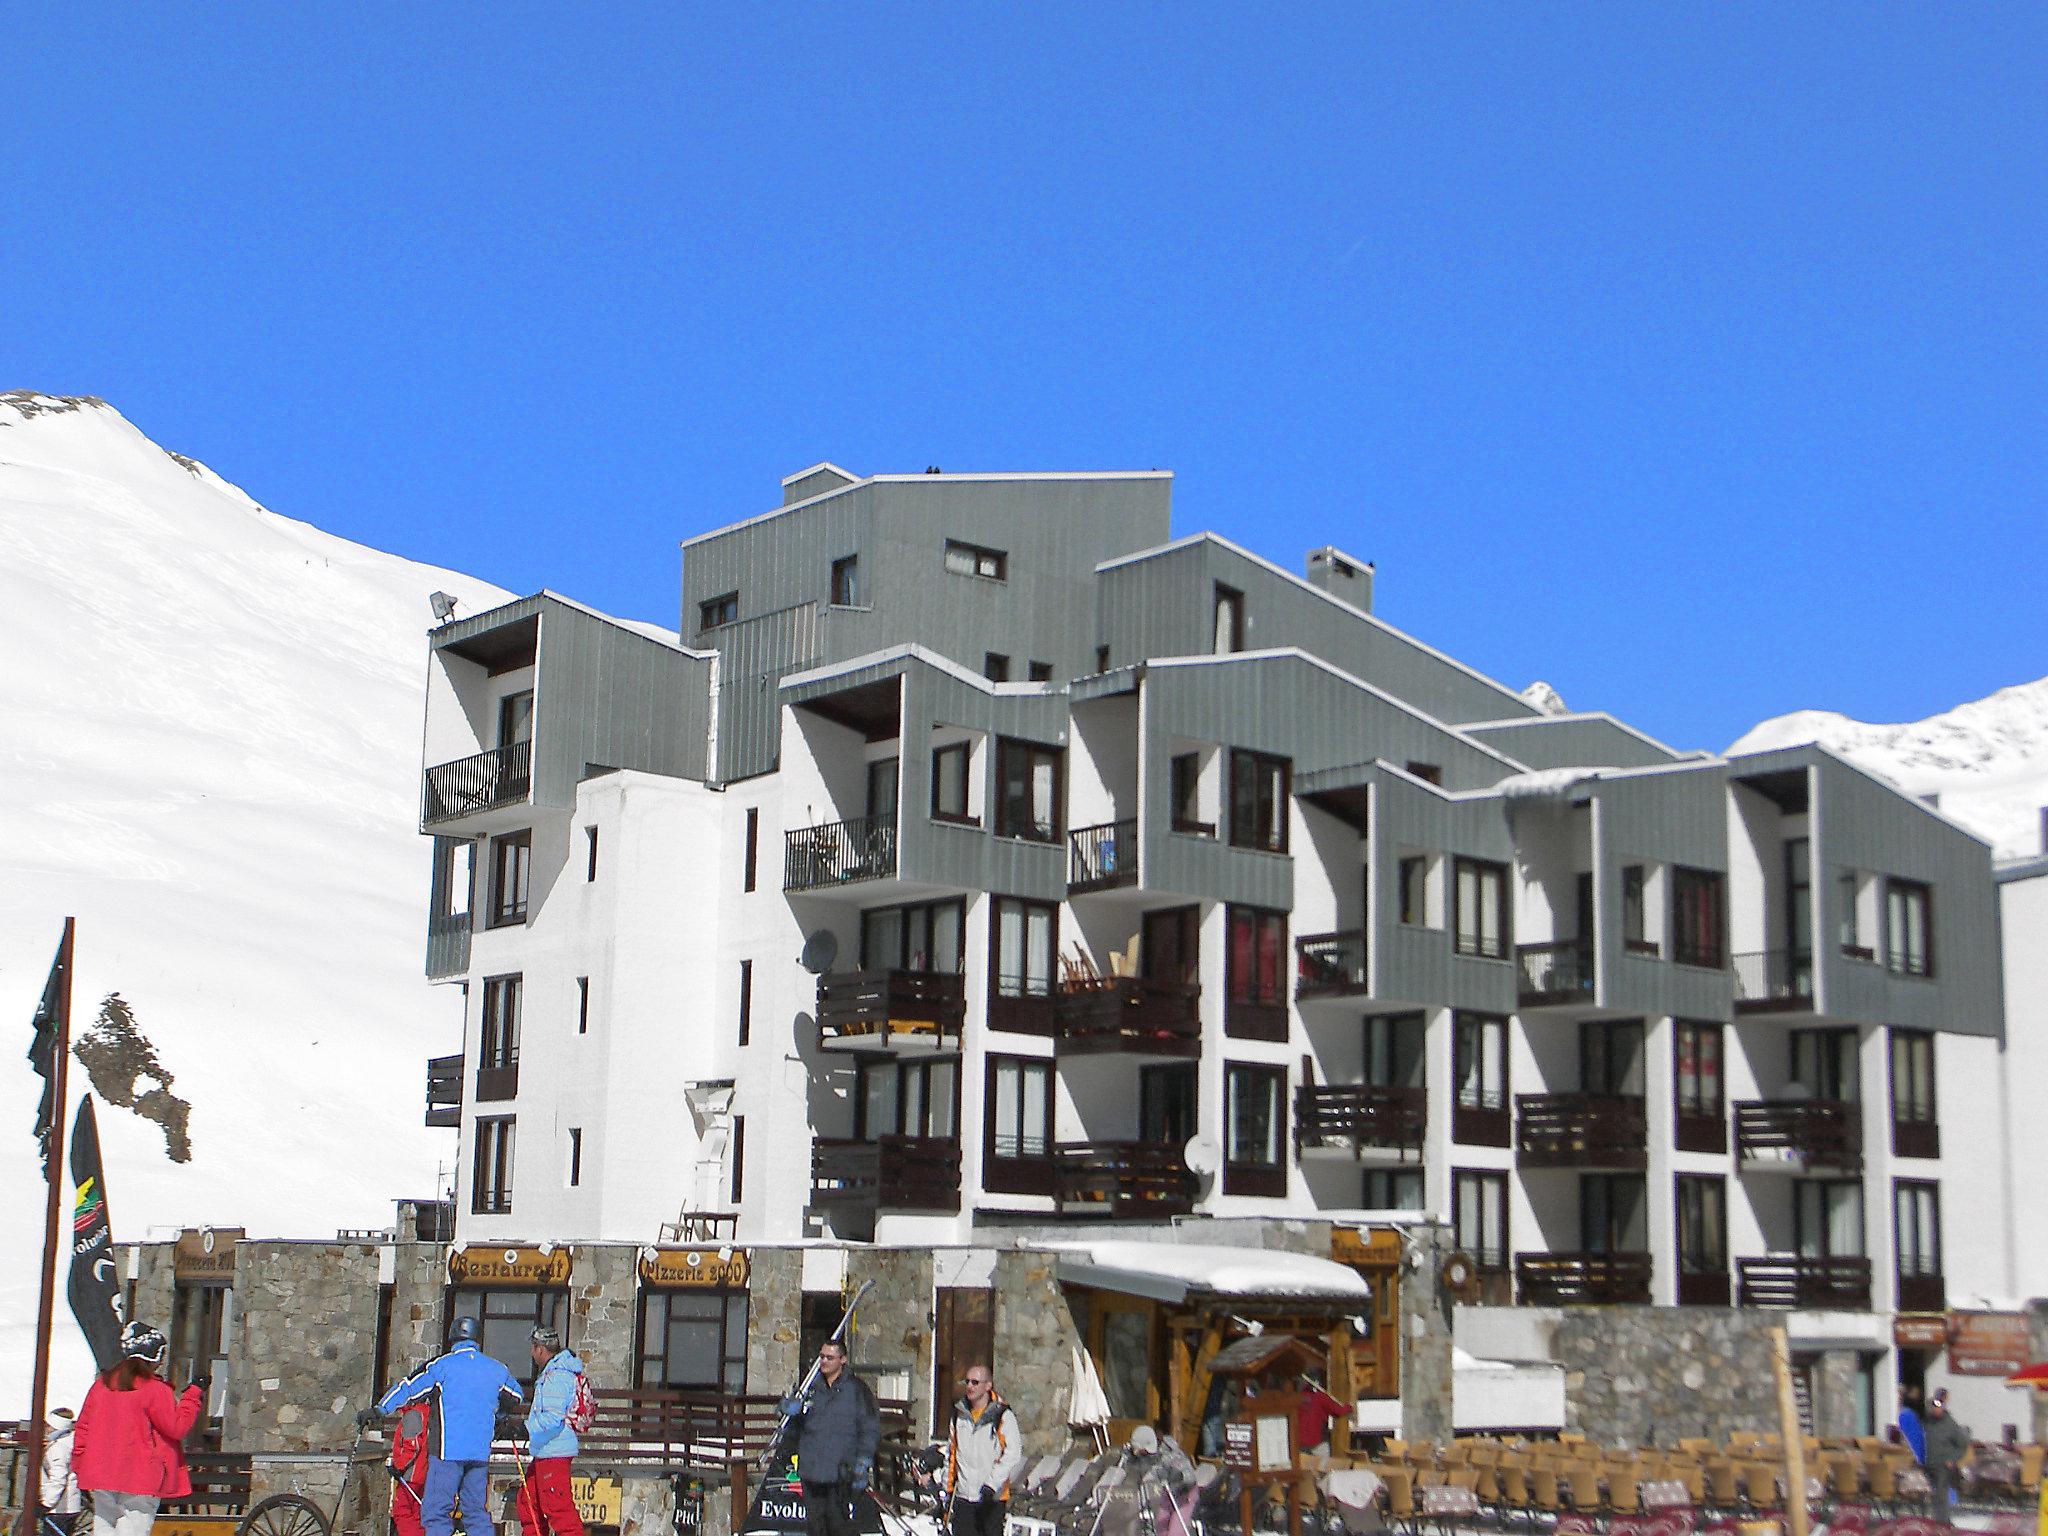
[1055,977,1201,1057]
[815,970,964,1052]
[1054,1141,1197,1217]
[426,912,472,981]
[1677,1267,1732,1307]
[1295,1084,1425,1156]
[1892,1115,1940,1160]
[658,1212,740,1243]
[1515,1251,1652,1306]
[1516,939,1595,1007]
[1515,1093,1647,1170]
[425,1054,462,1129]
[784,814,898,891]
[1736,1254,1872,1310]
[1733,949,1814,1013]
[1296,931,1369,999]
[475,1058,519,1102]
[1897,1267,1946,1314]
[1069,819,1137,894]
[422,741,532,827]
[1733,1099,1861,1172]
[811,1136,962,1214]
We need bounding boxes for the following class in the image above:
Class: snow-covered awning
[1048,1241,1371,1305]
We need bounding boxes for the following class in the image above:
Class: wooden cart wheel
[238,1493,332,1536]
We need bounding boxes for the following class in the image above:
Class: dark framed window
[990,897,1057,1034]
[576,976,590,1036]
[1581,1174,1647,1253]
[566,1127,582,1187]
[1894,1180,1942,1291]
[931,742,975,824]
[698,591,738,631]
[1889,1029,1938,1158]
[1452,1169,1508,1272]
[1839,870,1866,956]
[497,690,534,748]
[866,758,899,820]
[994,737,1062,842]
[1225,905,1288,1040]
[944,539,1006,581]
[737,960,752,1047]
[1453,858,1509,959]
[858,1057,958,1140]
[730,1116,745,1202]
[983,1055,1054,1195]
[1228,749,1290,853]
[489,831,531,927]
[635,1289,748,1392]
[1621,865,1654,955]
[1670,866,1726,968]
[1785,838,1812,958]
[1579,1019,1643,1095]
[1363,1013,1425,1089]
[1213,582,1244,653]
[1674,1020,1726,1153]
[471,1116,515,1214]
[743,808,759,892]
[1223,1063,1287,1197]
[984,652,1011,683]
[1794,1178,1864,1258]
[830,555,860,607]
[1363,1168,1424,1209]
[1027,661,1054,683]
[1676,1175,1729,1304]
[1140,1064,1198,1146]
[1885,879,1933,977]
[446,1286,561,1385]
[585,826,599,881]
[860,898,966,973]
[1453,1012,1509,1145]
[1398,855,1427,925]
[481,975,521,1071]
[1791,1028,1859,1102]
[1170,752,1213,836]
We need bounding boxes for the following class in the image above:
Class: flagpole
[20,917,75,1536]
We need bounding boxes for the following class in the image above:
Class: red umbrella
[2004,1361,2048,1386]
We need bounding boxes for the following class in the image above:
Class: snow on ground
[0,394,513,1411]
[1730,676,2048,860]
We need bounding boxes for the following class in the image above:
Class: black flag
[67,1096,124,1370]
[28,932,68,1178]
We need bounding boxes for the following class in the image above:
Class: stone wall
[571,1245,639,1385]
[229,1241,382,1453]
[385,1240,450,1377]
[1550,1306,1779,1446]
[1809,1350,1862,1440]
[1398,1222,1456,1443]
[845,1248,937,1431]
[993,1250,1086,1454]
[745,1247,804,1395]
[124,1241,177,1345]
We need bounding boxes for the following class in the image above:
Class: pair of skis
[742,1279,876,1534]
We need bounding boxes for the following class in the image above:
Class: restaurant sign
[1949,1311,2028,1377]
[447,1245,574,1286]
[1893,1314,1949,1349]
[639,1247,750,1288]
[174,1228,243,1280]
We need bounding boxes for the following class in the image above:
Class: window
[566,1127,582,1187]
[489,831,531,926]
[1404,761,1443,787]
[865,758,899,821]
[1363,1014,1426,1089]
[990,897,1057,1034]
[576,976,590,1036]
[1398,855,1427,925]
[861,898,965,973]
[585,826,599,881]
[1670,866,1726,968]
[1838,870,1866,955]
[1794,1179,1864,1257]
[1028,661,1054,682]
[1785,838,1812,957]
[984,1056,1054,1194]
[472,1116,515,1214]
[944,539,1006,581]
[729,1116,745,1203]
[830,555,860,607]
[1890,1029,1937,1157]
[481,975,521,1070]
[1453,1012,1508,1144]
[1452,1170,1508,1271]
[1223,1063,1287,1196]
[446,1286,562,1386]
[1894,1181,1942,1282]
[858,1058,958,1140]
[1363,1169,1424,1209]
[1167,752,1209,835]
[1140,1065,1198,1146]
[1674,1021,1724,1148]
[497,690,534,749]
[1581,1175,1647,1253]
[1225,906,1288,1040]
[635,1289,748,1392]
[1453,858,1509,959]
[1228,750,1290,853]
[1791,1028,1859,1102]
[1675,1175,1727,1274]
[737,960,752,1048]
[1621,865,1653,954]
[1213,583,1244,653]
[983,652,1011,683]
[1885,879,1933,977]
[698,591,738,631]
[1579,1019,1643,1095]
[994,737,1062,842]
[931,742,974,824]
[743,809,758,892]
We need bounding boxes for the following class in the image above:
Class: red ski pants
[390,1478,426,1536]
[515,1459,586,1536]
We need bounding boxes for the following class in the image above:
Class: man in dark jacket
[781,1339,880,1536]
[1923,1388,1970,1523]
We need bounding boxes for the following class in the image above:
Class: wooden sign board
[1949,1312,2028,1376]
[639,1248,750,1288]
[1331,1228,1402,1266]
[174,1228,243,1280]
[1894,1314,1949,1349]
[1222,1419,1255,1470]
[448,1245,574,1286]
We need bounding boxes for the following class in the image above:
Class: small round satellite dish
[799,930,840,975]
[1183,1134,1222,1178]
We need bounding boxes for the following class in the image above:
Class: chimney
[1305,547,1373,613]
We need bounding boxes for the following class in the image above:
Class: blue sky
[7,6,2043,752]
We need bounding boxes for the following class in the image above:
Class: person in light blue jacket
[516,1328,587,1536]
[364,1317,523,1536]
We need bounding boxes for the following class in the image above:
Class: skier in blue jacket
[363,1317,523,1536]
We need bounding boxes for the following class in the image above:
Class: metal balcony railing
[426,912,472,981]
[783,814,898,890]
[1296,931,1368,997]
[1733,1098,1861,1171]
[1516,938,1594,1005]
[422,741,532,825]
[1733,949,1814,1011]
[1068,819,1137,893]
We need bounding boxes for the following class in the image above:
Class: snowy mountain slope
[0,394,514,1410]
[1728,675,2048,860]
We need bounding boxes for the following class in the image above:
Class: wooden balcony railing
[1296,931,1368,998]
[1069,819,1137,893]
[1733,949,1814,1011]
[811,1136,962,1213]
[783,813,898,890]
[1892,1115,1941,1160]
[475,1059,519,1102]
[422,740,532,825]
[1514,1093,1646,1170]
[1677,1267,1732,1307]
[1296,1084,1425,1154]
[1515,1251,1652,1306]
[1516,939,1594,1005]
[425,1053,462,1129]
[1733,1099,1862,1171]
[816,970,965,1048]
[1897,1268,1946,1314]
[1054,1141,1198,1217]
[1736,1254,1871,1310]
[1055,977,1201,1057]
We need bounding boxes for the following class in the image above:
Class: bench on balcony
[1515,1251,1652,1305]
[1516,939,1594,1006]
[1733,1099,1861,1172]
[1055,977,1200,1057]
[815,970,964,1050]
[1737,1254,1871,1310]
[784,814,898,891]
[1055,1141,1197,1217]
[1296,931,1368,998]
[1514,1093,1646,1169]
[1296,1084,1424,1155]
[811,1137,962,1213]
[422,740,532,826]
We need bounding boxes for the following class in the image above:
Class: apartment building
[413,465,2016,1439]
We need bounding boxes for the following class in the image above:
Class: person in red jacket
[72,1322,203,1536]
[386,1378,434,1536]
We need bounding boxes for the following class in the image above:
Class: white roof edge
[780,641,1062,699]
[1307,544,1374,571]
[1044,1239,1372,1304]
[533,590,706,656]
[680,474,871,549]
[1460,710,1698,761]
[780,461,860,487]
[1096,531,1537,715]
[1721,738,1996,850]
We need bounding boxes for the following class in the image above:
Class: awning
[1049,1240,1371,1305]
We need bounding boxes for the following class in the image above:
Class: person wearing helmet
[71,1322,204,1536]
[364,1316,524,1536]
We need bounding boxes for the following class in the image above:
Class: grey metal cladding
[1593,763,1736,1018]
[531,600,710,798]
[1464,715,1688,771]
[1098,538,1541,726]
[1370,773,1518,1013]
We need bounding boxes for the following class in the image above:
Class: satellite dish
[1183,1134,1222,1196]
[799,930,839,975]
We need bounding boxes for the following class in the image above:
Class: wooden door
[932,1288,994,1436]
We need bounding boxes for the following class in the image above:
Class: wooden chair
[1530,1468,1562,1517]
[1866,1455,1898,1512]
[1498,1459,1531,1523]
[1609,1473,1641,1516]
[1707,1460,1741,1513]
[1565,1466,1603,1516]
[1384,1470,1416,1531]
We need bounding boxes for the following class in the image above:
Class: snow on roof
[1047,1240,1371,1304]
